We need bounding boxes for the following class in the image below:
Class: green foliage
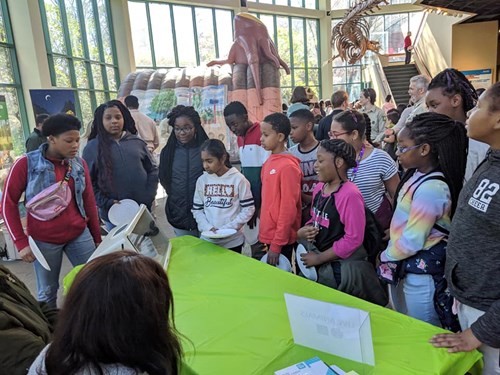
[149,89,177,118]
[199,107,214,124]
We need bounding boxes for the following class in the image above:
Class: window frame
[0,0,29,139]
[38,0,120,120]
[128,0,235,70]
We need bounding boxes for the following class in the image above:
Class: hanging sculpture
[329,0,388,65]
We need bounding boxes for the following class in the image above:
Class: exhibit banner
[461,69,492,90]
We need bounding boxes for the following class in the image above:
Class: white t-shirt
[289,142,319,195]
[347,148,398,213]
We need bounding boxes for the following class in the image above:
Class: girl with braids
[379,112,467,330]
[298,139,388,306]
[426,68,489,180]
[330,110,399,232]
[83,100,158,229]
[159,105,208,237]
[192,139,255,252]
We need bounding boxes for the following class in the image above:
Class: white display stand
[88,204,171,270]
[0,224,21,260]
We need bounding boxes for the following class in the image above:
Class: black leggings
[229,244,243,253]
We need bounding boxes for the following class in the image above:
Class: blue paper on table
[274,356,342,375]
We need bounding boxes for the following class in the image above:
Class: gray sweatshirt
[446,149,500,348]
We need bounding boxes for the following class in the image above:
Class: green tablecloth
[169,236,482,375]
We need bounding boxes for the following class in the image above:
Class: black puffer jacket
[159,140,203,230]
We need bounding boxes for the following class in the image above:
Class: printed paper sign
[462,69,492,90]
[284,293,375,366]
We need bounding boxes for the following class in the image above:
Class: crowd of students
[1,68,499,374]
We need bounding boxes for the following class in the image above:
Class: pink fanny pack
[25,162,72,221]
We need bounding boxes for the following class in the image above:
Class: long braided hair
[319,139,357,182]
[397,112,468,216]
[159,105,208,194]
[88,100,137,195]
[428,68,478,114]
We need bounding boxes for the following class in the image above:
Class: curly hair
[263,112,291,139]
[428,68,478,114]
[159,105,208,194]
[88,100,137,195]
[402,112,468,216]
[319,139,357,171]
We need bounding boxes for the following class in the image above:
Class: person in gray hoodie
[83,101,158,229]
[431,82,500,374]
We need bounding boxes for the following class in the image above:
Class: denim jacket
[25,143,87,218]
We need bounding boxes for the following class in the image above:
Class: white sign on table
[284,293,375,366]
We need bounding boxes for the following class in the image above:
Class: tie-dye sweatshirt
[381,171,451,262]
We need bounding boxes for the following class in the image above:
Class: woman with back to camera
[29,250,182,375]
[83,101,158,230]
[159,105,209,237]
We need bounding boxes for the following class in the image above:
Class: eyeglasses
[174,127,194,134]
[328,130,350,139]
[396,144,423,154]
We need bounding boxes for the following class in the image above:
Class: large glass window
[128,1,321,102]
[249,0,318,9]
[253,13,321,103]
[0,0,29,170]
[332,12,423,102]
[128,1,234,69]
[331,0,413,10]
[39,0,119,124]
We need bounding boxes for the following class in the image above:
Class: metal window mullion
[303,18,308,85]
[104,0,120,91]
[288,16,294,88]
[316,18,321,97]
[212,8,219,58]
[76,0,96,110]
[169,4,179,67]
[58,0,78,91]
[192,7,200,66]
[91,0,109,94]
[145,2,156,68]
[273,15,277,54]
[2,0,29,139]
[38,0,57,86]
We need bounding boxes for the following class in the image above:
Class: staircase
[383,64,419,106]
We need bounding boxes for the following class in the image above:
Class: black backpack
[363,207,384,265]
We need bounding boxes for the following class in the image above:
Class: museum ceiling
[419,0,500,23]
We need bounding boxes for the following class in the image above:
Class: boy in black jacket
[431,82,500,374]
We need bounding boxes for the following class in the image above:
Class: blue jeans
[33,227,96,308]
[390,273,441,327]
[173,227,199,237]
